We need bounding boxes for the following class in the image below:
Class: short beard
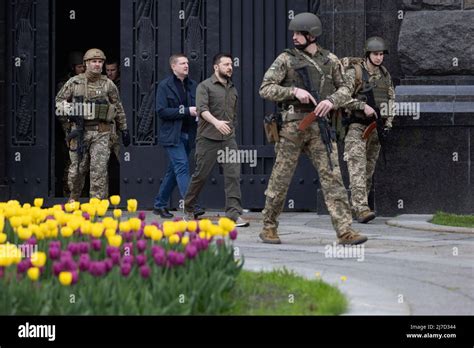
[217,70,231,81]
[294,35,315,51]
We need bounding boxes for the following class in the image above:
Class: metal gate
[120,0,337,211]
[6,0,50,202]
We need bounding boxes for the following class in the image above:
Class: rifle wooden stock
[298,111,317,131]
[362,121,377,140]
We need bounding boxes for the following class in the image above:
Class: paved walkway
[146,211,474,315]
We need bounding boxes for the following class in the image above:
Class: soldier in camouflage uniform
[56,48,131,202]
[342,37,395,223]
[105,60,121,161]
[259,13,367,245]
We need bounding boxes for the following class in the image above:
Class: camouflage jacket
[259,46,353,110]
[55,73,128,131]
[343,60,395,127]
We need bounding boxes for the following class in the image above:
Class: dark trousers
[184,137,242,221]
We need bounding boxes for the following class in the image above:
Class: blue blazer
[156,74,197,146]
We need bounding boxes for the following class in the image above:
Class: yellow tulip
[113,209,122,219]
[108,234,122,247]
[18,226,33,240]
[46,219,58,230]
[144,225,157,238]
[162,221,176,237]
[50,227,59,238]
[33,198,44,208]
[187,220,197,232]
[119,221,131,233]
[218,217,236,232]
[104,229,115,238]
[103,217,118,231]
[67,218,81,231]
[175,220,187,233]
[129,218,141,231]
[60,226,74,238]
[10,216,22,228]
[89,198,100,206]
[0,233,7,244]
[27,267,40,281]
[127,199,138,213]
[198,219,212,232]
[80,203,91,212]
[80,221,92,235]
[59,271,73,286]
[110,195,120,206]
[150,229,163,241]
[168,234,180,245]
[23,203,31,209]
[73,210,83,217]
[199,231,206,240]
[87,205,97,217]
[91,223,104,238]
[64,203,75,213]
[96,205,107,217]
[31,251,47,267]
[0,215,4,233]
[181,236,190,246]
[100,199,110,208]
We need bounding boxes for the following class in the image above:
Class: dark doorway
[53,0,121,198]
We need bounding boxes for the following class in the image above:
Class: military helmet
[68,51,84,66]
[83,48,106,62]
[365,37,389,54]
[288,13,322,37]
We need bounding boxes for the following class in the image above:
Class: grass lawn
[227,269,347,315]
[431,212,474,228]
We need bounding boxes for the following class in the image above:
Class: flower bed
[0,197,243,315]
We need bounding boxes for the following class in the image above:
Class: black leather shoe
[194,206,206,217]
[153,207,174,219]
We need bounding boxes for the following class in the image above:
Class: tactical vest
[70,74,114,122]
[279,48,336,110]
[354,64,391,110]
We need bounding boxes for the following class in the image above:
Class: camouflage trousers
[344,123,380,215]
[68,130,111,201]
[104,127,121,198]
[262,121,353,237]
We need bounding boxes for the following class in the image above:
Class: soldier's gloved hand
[121,130,131,147]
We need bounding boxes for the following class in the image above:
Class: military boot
[338,228,368,245]
[259,227,281,244]
[356,210,376,224]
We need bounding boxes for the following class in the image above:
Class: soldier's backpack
[340,57,365,95]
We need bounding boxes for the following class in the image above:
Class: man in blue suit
[154,53,204,218]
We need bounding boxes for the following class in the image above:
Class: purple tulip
[49,241,61,249]
[89,261,106,277]
[123,233,133,242]
[53,261,63,276]
[0,267,4,278]
[48,246,61,260]
[136,239,147,253]
[122,255,134,265]
[200,238,209,251]
[46,215,55,220]
[120,263,132,277]
[136,254,146,267]
[60,250,72,260]
[151,222,161,228]
[82,212,90,220]
[167,251,185,266]
[71,270,79,285]
[139,265,151,279]
[104,258,114,272]
[67,243,80,256]
[79,254,91,272]
[151,245,165,256]
[185,245,198,260]
[189,232,197,240]
[110,252,121,265]
[138,211,146,221]
[62,259,77,272]
[91,239,102,251]
[106,246,120,258]
[17,260,29,274]
[26,237,37,246]
[153,252,166,267]
[79,242,89,254]
[229,229,238,240]
[136,229,144,239]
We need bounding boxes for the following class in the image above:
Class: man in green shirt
[184,53,249,227]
